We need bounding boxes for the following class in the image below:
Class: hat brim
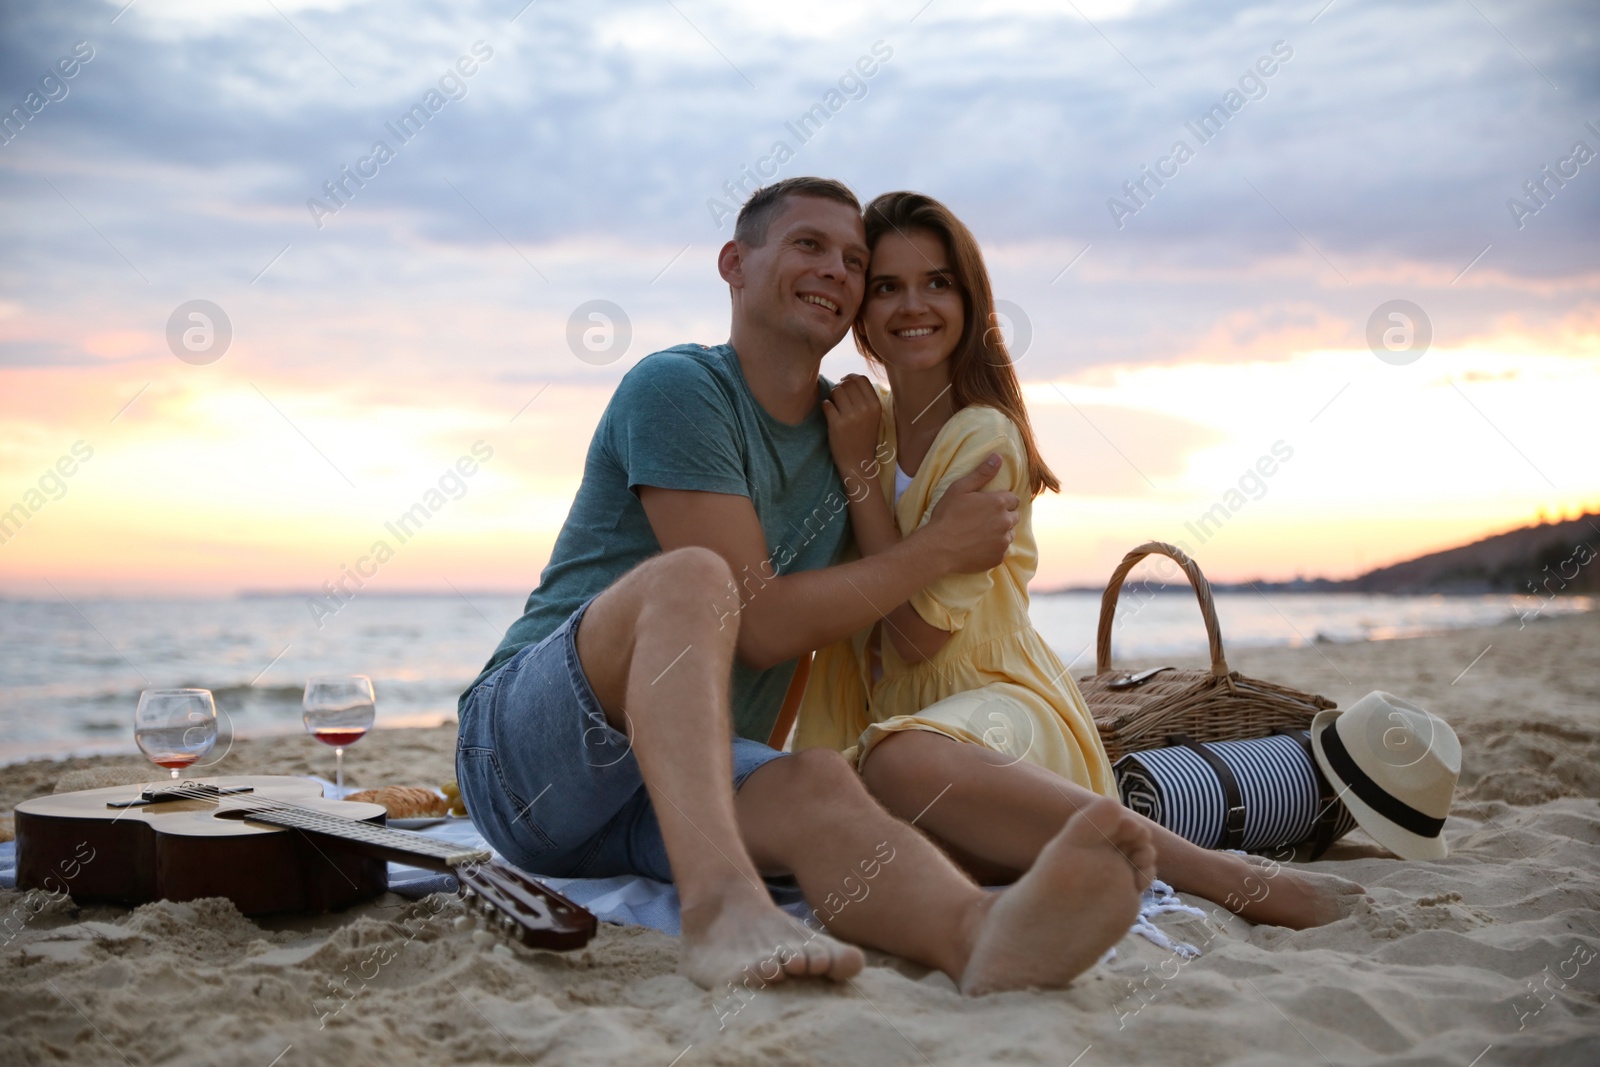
[1310,709,1449,862]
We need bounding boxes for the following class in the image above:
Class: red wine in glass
[312,727,369,748]
[302,676,375,794]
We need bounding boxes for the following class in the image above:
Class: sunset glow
[2,0,1595,597]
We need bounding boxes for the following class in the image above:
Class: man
[457,177,1155,995]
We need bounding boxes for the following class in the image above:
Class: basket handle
[1095,541,1230,678]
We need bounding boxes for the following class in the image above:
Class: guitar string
[152,784,519,911]
[144,782,479,862]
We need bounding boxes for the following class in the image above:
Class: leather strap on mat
[1170,733,1246,850]
[1276,727,1344,860]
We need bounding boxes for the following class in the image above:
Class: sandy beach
[2,611,1597,1066]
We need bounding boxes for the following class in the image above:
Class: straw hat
[1310,691,1460,860]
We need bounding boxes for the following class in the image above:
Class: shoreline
[3,611,1594,804]
[0,711,457,771]
[4,608,1590,770]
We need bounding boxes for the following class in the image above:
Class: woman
[796,191,1361,927]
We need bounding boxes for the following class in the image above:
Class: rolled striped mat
[1115,731,1357,853]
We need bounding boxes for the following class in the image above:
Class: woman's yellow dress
[794,392,1117,797]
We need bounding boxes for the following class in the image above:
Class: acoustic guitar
[14,775,595,951]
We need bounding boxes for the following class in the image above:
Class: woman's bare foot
[1213,853,1369,929]
[679,890,865,990]
[960,796,1155,995]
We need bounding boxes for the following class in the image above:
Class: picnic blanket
[1,775,1204,948]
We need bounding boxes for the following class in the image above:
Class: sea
[0,590,1590,765]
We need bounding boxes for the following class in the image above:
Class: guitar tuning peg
[500,915,516,932]
[461,887,476,901]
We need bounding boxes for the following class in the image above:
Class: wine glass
[302,675,375,794]
[134,689,218,780]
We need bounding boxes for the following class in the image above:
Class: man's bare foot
[960,796,1155,996]
[679,891,864,990]
[1215,854,1369,929]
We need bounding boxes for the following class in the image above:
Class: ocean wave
[208,684,306,704]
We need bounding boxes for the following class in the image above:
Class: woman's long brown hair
[852,191,1060,496]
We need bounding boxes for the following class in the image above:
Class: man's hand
[918,454,1019,574]
[639,467,1012,670]
[821,374,881,491]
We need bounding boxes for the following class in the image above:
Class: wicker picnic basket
[1077,542,1337,762]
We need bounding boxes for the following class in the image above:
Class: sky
[0,0,1596,598]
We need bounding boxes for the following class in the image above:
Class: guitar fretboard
[233,804,490,871]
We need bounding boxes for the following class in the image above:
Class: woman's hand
[824,374,901,561]
[822,374,882,486]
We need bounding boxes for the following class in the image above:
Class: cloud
[1,0,1595,381]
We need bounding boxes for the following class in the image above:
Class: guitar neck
[234,805,490,872]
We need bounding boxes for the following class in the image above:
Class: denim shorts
[455,595,789,882]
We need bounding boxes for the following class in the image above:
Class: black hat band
[1320,719,1446,840]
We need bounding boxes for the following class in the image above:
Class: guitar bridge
[108,782,256,808]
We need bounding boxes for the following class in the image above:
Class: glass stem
[335,747,344,793]
[170,768,180,780]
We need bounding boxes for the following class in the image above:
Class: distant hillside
[1041,514,1600,598]
[1234,513,1600,596]
[1328,513,1600,595]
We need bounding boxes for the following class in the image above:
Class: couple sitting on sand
[457,177,1362,995]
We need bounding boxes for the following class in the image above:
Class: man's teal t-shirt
[464,343,852,744]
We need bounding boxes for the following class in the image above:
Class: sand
[2,611,1597,1065]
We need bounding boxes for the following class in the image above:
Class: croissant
[343,786,449,819]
